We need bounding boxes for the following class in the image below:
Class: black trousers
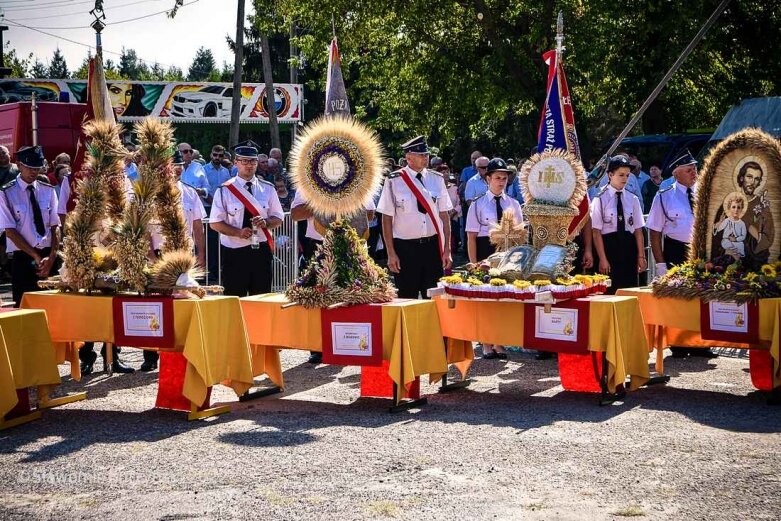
[664,237,689,268]
[475,236,493,262]
[205,223,220,282]
[393,236,442,299]
[221,243,273,297]
[601,231,638,294]
[11,248,51,307]
[79,342,122,363]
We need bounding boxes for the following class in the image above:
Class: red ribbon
[224,181,275,252]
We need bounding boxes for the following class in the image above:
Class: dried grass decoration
[286,114,393,308]
[288,113,384,220]
[520,150,586,248]
[59,120,127,290]
[489,208,528,252]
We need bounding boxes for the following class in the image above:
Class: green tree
[48,47,69,78]
[30,59,48,78]
[165,65,185,81]
[4,44,33,77]
[73,53,91,80]
[119,48,144,80]
[188,46,217,81]
[150,62,165,81]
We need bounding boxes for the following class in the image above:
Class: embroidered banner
[523,298,589,354]
[112,297,175,349]
[321,304,383,366]
[700,300,759,344]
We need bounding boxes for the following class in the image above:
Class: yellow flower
[533,279,552,286]
[744,272,759,282]
[761,265,777,278]
[489,278,508,286]
[466,277,485,286]
[513,280,532,289]
[440,274,463,284]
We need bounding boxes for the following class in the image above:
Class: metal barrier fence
[202,212,299,292]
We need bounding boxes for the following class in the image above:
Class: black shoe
[535,351,553,360]
[139,361,158,372]
[670,347,689,358]
[80,351,98,375]
[111,360,135,374]
[307,352,323,364]
[496,352,508,360]
[482,351,499,360]
[690,348,719,359]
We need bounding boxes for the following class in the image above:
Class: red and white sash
[224,178,275,252]
[399,168,444,257]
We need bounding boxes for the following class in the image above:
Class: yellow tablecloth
[617,287,781,388]
[433,295,650,393]
[21,291,255,407]
[0,309,62,418]
[240,294,473,400]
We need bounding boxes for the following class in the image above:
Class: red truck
[0,101,86,164]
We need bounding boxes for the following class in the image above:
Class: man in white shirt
[376,135,452,298]
[209,144,283,297]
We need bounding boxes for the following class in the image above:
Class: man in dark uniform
[376,136,453,298]
[209,144,283,297]
[0,146,59,307]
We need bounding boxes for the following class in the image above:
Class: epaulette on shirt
[258,178,275,187]
[37,179,53,188]
[386,170,402,179]
[1,180,16,191]
[657,185,675,194]
[594,185,609,197]
[423,167,442,177]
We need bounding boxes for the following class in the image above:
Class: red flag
[68,51,116,211]
[536,50,589,236]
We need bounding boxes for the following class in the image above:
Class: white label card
[331,322,373,357]
[535,307,578,342]
[122,302,165,338]
[708,301,748,333]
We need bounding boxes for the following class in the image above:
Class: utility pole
[289,22,298,144]
[229,0,245,148]
[260,31,280,149]
[0,26,12,78]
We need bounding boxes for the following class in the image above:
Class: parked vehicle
[0,101,86,165]
[698,96,781,161]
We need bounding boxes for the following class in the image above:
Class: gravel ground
[1,344,780,521]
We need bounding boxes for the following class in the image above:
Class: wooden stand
[38,384,87,409]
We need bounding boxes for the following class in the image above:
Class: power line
[1,1,94,11]
[2,0,202,29]
[9,0,167,21]
[6,11,229,76]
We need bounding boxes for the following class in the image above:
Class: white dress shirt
[0,175,60,252]
[590,184,645,234]
[465,190,523,237]
[646,182,695,243]
[291,189,376,241]
[376,167,453,240]
[209,176,283,248]
[151,181,207,250]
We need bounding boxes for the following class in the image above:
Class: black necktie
[494,195,503,222]
[616,191,625,233]
[27,185,46,236]
[687,187,694,212]
[242,181,253,228]
[414,172,427,214]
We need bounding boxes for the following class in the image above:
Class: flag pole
[555,11,564,61]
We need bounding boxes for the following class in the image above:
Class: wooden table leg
[37,384,87,409]
[104,343,113,376]
[655,326,665,375]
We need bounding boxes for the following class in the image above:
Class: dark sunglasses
[181,149,193,154]
[211,153,224,157]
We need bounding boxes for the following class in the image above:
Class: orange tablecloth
[617,287,781,388]
[433,295,651,393]
[240,294,473,400]
[21,291,255,406]
[0,309,61,418]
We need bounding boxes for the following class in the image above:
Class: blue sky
[3,0,247,74]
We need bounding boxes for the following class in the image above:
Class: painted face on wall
[108,83,133,116]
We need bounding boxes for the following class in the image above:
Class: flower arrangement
[652,256,781,303]
[286,221,396,308]
[438,272,609,301]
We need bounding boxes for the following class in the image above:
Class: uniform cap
[16,146,45,168]
[400,135,429,154]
